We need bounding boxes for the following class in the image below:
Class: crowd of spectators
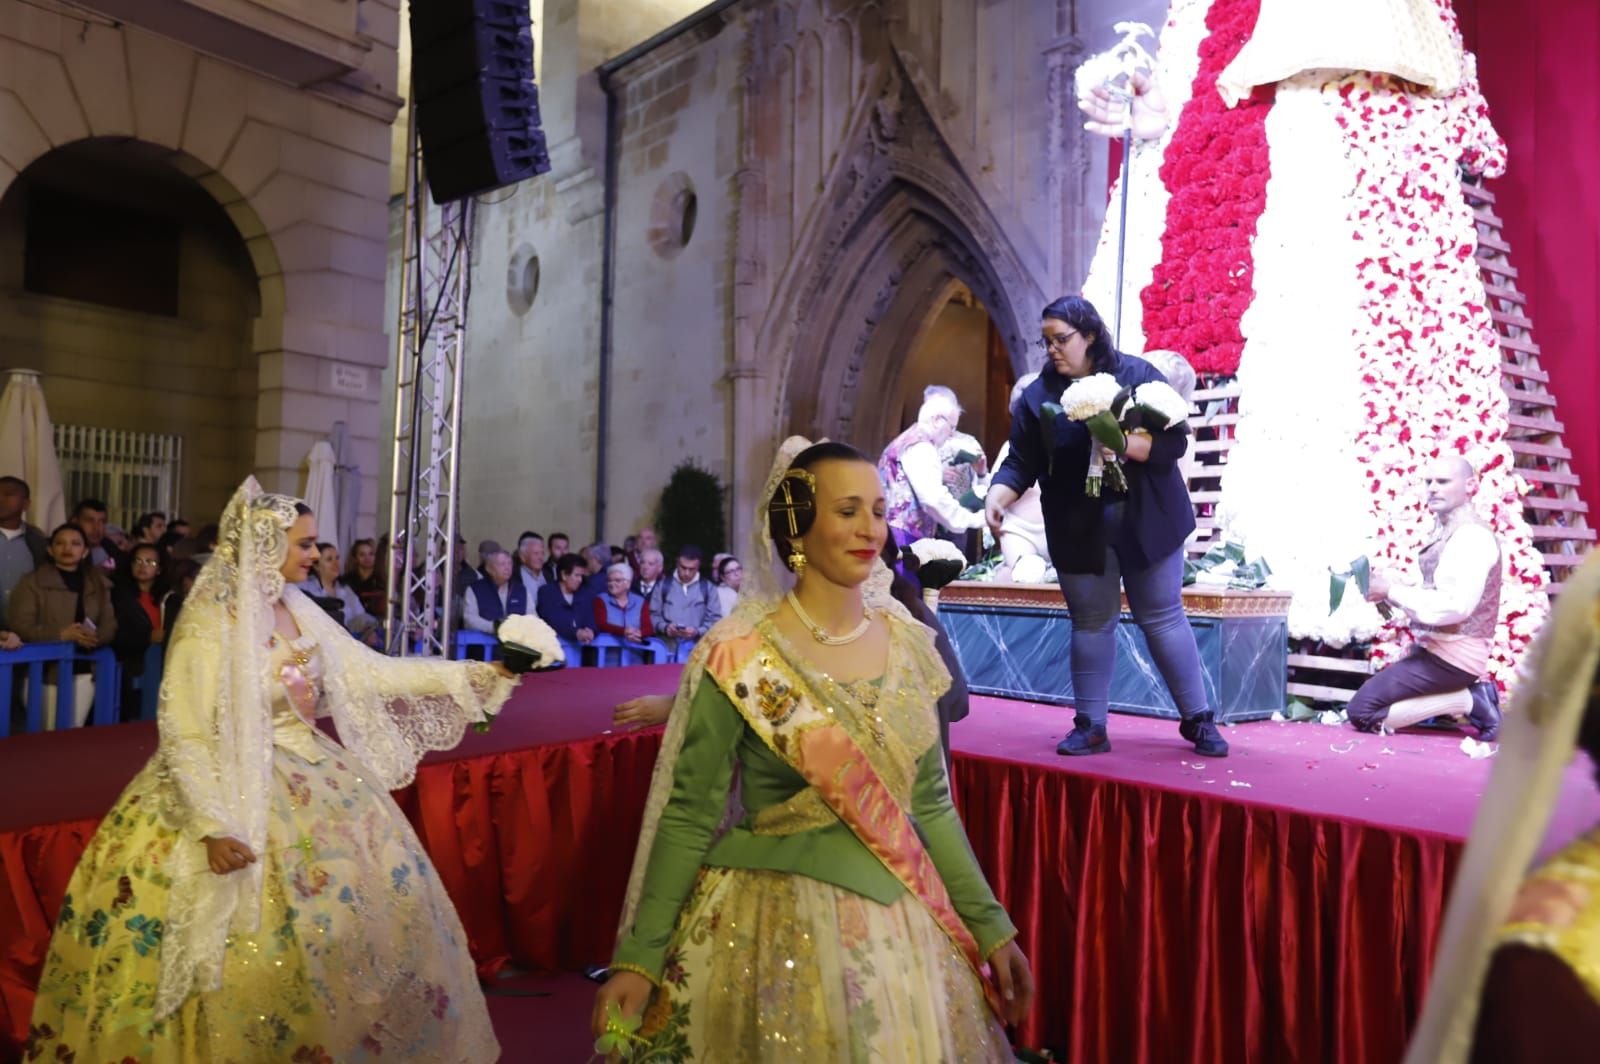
[453,526,737,666]
[0,478,743,729]
[0,480,209,728]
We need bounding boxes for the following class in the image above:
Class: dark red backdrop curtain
[1458,0,1600,506]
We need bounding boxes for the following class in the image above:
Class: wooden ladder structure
[1465,180,1594,588]
[1181,178,1591,704]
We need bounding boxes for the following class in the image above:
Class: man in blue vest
[462,548,527,633]
[537,553,597,647]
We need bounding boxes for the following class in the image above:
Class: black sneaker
[1057,714,1111,756]
[1179,712,1229,757]
[1467,681,1501,742]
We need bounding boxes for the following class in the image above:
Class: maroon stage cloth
[953,702,1600,1061]
[5,670,1600,1062]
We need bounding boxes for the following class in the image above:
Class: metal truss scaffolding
[385,114,473,657]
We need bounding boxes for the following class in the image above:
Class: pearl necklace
[786,591,872,646]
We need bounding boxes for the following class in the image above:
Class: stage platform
[3,665,1597,1062]
[940,581,1292,724]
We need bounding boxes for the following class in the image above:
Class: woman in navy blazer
[986,295,1227,759]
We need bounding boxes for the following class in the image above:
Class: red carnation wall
[1139,0,1273,375]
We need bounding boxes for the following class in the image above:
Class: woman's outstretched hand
[592,970,654,1038]
[613,694,672,730]
[1079,70,1170,141]
[988,940,1036,1027]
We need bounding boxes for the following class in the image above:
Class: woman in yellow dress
[593,438,1033,1061]
[26,478,516,1061]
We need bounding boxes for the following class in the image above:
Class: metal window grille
[53,425,183,530]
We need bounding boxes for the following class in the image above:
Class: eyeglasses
[1034,331,1079,352]
[134,559,161,568]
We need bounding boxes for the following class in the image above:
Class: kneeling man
[1348,455,1502,739]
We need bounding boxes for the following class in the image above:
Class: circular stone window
[648,172,698,259]
[507,244,540,315]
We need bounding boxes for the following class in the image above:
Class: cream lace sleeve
[289,591,517,790]
[155,630,244,843]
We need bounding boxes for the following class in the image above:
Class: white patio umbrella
[330,421,361,554]
[0,369,66,531]
[301,441,340,550]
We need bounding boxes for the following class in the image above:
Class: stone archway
[0,138,276,519]
[724,55,1047,549]
[785,179,1025,451]
[760,58,1045,451]
[0,15,399,533]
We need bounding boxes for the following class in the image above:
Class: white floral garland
[1336,5,1547,686]
[1218,71,1383,646]
[1079,0,1549,687]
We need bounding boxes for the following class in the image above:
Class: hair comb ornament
[770,468,818,537]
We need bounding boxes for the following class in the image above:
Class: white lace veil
[154,477,301,1018]
[154,477,514,1019]
[616,436,908,935]
[1403,554,1600,1063]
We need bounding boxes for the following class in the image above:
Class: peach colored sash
[706,632,1002,1018]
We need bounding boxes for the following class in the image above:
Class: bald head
[1423,454,1477,516]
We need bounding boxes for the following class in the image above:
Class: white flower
[497,613,565,665]
[909,538,966,566]
[1060,373,1122,421]
[1011,555,1050,584]
[1130,381,1191,428]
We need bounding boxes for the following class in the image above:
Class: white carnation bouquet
[1056,373,1129,497]
[908,537,968,591]
[496,613,566,674]
[1046,375,1194,497]
[1118,381,1191,431]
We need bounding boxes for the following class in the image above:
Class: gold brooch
[756,676,800,726]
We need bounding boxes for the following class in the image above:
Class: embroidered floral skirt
[638,866,1012,1062]
[26,732,497,1063]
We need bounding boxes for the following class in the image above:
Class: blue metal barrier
[589,633,670,667]
[452,631,500,661]
[134,643,166,722]
[0,643,121,737]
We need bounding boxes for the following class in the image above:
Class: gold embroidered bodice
[268,632,327,763]
[745,617,941,836]
[1497,828,1600,1008]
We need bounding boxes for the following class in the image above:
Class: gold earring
[788,549,807,577]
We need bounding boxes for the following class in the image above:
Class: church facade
[451,0,1158,550]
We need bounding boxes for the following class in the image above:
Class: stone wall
[433,0,1176,549]
[0,1,401,538]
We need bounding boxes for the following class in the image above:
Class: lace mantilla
[152,477,516,1020]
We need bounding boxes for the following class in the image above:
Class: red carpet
[4,665,1599,1062]
[483,970,599,1063]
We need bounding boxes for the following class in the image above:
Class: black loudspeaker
[409,0,551,204]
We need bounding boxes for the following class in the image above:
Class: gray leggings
[1056,544,1210,725]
